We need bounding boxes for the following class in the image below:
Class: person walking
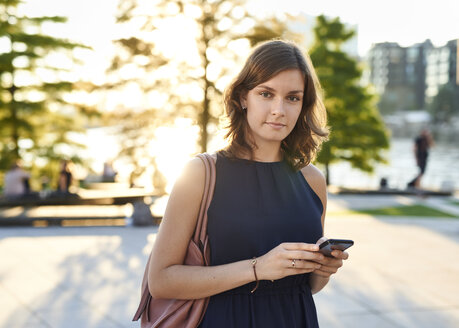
[145,40,349,327]
[407,128,434,189]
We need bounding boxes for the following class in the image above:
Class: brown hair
[222,40,329,170]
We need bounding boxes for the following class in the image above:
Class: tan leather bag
[133,153,216,328]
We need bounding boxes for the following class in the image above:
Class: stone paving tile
[17,288,88,314]
[37,306,123,328]
[315,278,450,314]
[0,286,49,328]
[314,289,369,316]
[1,268,59,306]
[318,312,401,328]
[382,308,459,328]
[101,303,143,328]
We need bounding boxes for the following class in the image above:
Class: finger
[319,255,343,265]
[286,250,324,262]
[286,259,321,271]
[315,236,328,245]
[315,264,338,274]
[282,242,319,252]
[284,259,321,272]
[331,250,349,260]
[310,253,344,265]
[317,258,343,269]
[312,269,332,278]
[295,268,320,274]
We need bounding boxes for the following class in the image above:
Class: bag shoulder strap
[194,153,216,246]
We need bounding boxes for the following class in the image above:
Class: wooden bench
[0,188,164,227]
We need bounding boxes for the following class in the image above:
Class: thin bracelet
[250,257,259,293]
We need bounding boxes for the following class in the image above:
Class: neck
[248,142,283,162]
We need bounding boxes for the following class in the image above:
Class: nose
[271,99,286,116]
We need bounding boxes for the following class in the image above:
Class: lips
[266,122,286,129]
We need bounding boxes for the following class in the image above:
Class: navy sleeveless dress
[198,151,324,328]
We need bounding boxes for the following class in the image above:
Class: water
[327,138,459,191]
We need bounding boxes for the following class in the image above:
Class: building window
[440,48,450,61]
[440,62,449,74]
[407,47,419,62]
[439,73,449,84]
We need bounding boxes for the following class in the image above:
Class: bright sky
[18,0,459,56]
[255,0,459,54]
[14,0,459,86]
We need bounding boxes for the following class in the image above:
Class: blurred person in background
[57,159,73,193]
[102,160,117,182]
[3,160,31,197]
[144,40,349,328]
[407,128,434,189]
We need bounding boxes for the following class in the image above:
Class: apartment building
[367,39,458,112]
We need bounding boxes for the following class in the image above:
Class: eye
[287,95,301,102]
[260,91,272,98]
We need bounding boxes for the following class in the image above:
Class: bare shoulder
[176,157,206,191]
[184,156,206,174]
[301,164,325,187]
[300,164,327,207]
[163,153,218,225]
[180,153,216,183]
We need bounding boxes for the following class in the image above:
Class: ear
[239,91,247,108]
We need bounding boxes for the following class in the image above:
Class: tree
[429,83,459,124]
[0,0,96,187]
[310,15,390,185]
[104,0,292,183]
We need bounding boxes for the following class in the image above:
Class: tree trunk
[325,163,330,186]
[199,16,211,153]
[9,83,20,159]
[200,78,209,153]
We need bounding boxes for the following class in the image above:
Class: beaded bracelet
[250,257,259,293]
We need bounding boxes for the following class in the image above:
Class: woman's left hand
[311,237,349,278]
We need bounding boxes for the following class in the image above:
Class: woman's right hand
[256,243,325,281]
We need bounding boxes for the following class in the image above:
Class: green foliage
[105,0,291,178]
[0,0,96,187]
[330,204,457,218]
[310,15,390,184]
[429,83,459,124]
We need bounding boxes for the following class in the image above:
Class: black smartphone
[319,239,354,257]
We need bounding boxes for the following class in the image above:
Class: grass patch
[449,200,459,207]
[330,204,457,218]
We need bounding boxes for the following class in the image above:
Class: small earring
[242,106,247,111]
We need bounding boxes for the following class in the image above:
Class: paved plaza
[0,194,458,327]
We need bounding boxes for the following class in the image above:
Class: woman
[148,40,349,327]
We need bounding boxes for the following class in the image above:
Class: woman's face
[241,69,304,148]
